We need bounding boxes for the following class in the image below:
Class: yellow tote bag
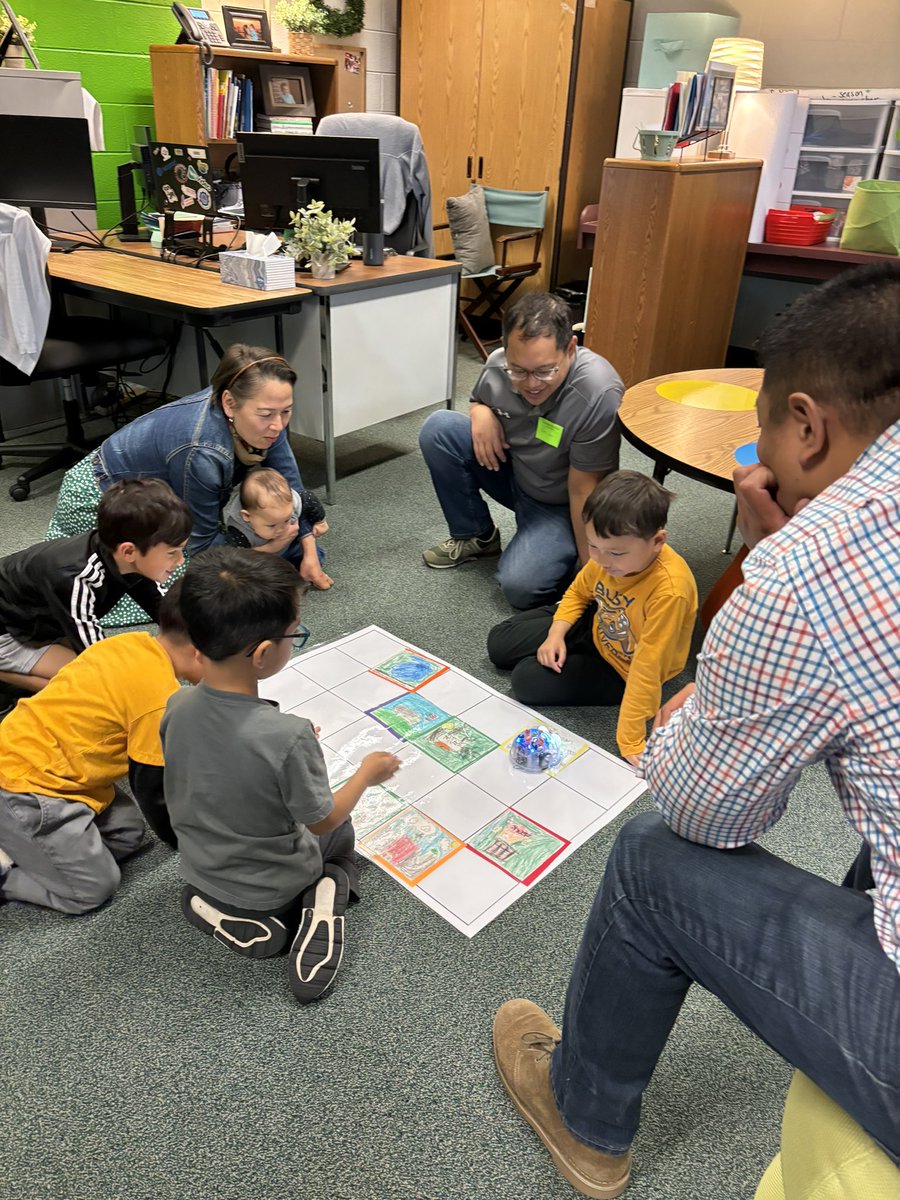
[839,180,900,255]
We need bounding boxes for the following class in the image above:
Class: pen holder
[636,129,680,161]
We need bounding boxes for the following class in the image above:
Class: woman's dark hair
[179,546,302,661]
[502,293,573,351]
[210,344,297,410]
[582,471,674,539]
[96,479,192,553]
[757,261,900,436]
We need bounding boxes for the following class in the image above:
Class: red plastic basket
[764,205,836,246]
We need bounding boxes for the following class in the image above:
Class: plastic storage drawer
[795,150,878,195]
[802,103,891,149]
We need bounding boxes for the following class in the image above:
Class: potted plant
[0,12,36,66]
[283,199,360,279]
[273,0,327,55]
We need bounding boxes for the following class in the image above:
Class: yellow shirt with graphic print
[0,633,178,813]
[554,544,698,757]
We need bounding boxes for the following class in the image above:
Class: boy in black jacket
[0,479,191,692]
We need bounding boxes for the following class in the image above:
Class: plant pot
[309,252,336,280]
[288,30,316,56]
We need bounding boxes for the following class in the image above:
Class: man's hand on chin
[733,463,807,549]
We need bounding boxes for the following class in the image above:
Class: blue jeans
[550,812,900,1163]
[419,410,576,609]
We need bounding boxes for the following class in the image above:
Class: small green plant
[284,200,360,270]
[273,0,327,35]
[0,12,37,42]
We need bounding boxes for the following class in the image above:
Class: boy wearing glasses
[161,548,400,1003]
[419,292,623,610]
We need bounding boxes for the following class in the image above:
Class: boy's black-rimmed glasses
[245,624,311,658]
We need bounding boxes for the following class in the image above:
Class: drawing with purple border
[369,693,450,739]
[370,649,447,690]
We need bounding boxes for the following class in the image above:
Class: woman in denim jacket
[47,344,331,623]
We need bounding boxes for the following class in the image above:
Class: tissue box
[219,251,296,291]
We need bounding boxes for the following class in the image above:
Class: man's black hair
[756,261,900,436]
[582,471,674,539]
[502,293,573,351]
[96,479,192,553]
[179,546,301,661]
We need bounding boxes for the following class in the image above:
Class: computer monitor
[236,132,382,236]
[0,114,96,215]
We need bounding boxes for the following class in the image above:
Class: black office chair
[0,313,167,500]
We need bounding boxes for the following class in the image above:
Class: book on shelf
[202,67,255,138]
[662,62,735,145]
[256,115,314,134]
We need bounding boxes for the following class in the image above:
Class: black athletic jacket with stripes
[0,530,163,650]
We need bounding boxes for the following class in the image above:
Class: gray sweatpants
[0,785,145,913]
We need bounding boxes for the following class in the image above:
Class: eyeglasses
[502,360,565,385]
[245,624,311,658]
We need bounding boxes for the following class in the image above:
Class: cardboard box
[219,251,296,291]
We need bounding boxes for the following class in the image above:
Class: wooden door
[475,0,575,290]
[399,0,483,254]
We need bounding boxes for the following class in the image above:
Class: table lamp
[706,37,765,158]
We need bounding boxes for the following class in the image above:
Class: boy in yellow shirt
[487,471,697,764]
[0,583,201,914]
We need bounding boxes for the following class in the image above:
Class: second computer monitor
[236,132,381,235]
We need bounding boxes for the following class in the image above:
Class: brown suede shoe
[492,999,632,1199]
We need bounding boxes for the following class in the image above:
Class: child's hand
[625,754,642,769]
[358,751,401,787]
[300,562,334,590]
[311,519,329,538]
[255,521,299,554]
[537,634,567,673]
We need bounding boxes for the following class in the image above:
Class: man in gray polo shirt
[419,293,623,609]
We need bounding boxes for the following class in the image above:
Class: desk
[48,240,461,502]
[47,241,308,388]
[618,367,762,491]
[286,255,461,502]
[743,241,894,284]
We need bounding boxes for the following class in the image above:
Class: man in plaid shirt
[491,264,900,1198]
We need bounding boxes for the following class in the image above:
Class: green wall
[33,0,177,227]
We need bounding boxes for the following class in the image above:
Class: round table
[618,367,763,493]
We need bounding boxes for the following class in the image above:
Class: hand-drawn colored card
[350,786,409,838]
[469,810,569,885]
[369,693,450,739]
[370,648,447,690]
[501,724,588,776]
[359,807,463,885]
[409,716,497,773]
[325,752,357,790]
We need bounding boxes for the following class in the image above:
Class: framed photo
[221,6,272,51]
[258,63,316,117]
[700,61,736,132]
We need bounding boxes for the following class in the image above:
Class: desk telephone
[172,3,228,46]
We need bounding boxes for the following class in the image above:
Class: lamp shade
[708,37,765,90]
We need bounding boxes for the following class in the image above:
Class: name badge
[535,417,564,448]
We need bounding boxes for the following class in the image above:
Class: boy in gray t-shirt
[161,547,399,1004]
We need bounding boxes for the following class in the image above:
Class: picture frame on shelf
[221,6,272,51]
[258,62,316,117]
[701,62,736,132]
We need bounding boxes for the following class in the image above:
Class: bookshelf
[149,43,365,151]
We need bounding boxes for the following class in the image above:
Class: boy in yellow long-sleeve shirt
[487,471,697,764]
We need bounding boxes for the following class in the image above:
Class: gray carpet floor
[0,344,858,1200]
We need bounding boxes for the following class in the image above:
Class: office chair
[0,205,167,500]
[315,113,434,256]
[450,186,549,361]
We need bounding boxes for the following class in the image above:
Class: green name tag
[535,417,564,448]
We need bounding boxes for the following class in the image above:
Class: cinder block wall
[34,0,176,229]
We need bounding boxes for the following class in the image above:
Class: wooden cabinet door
[475,0,574,191]
[399,0,483,249]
